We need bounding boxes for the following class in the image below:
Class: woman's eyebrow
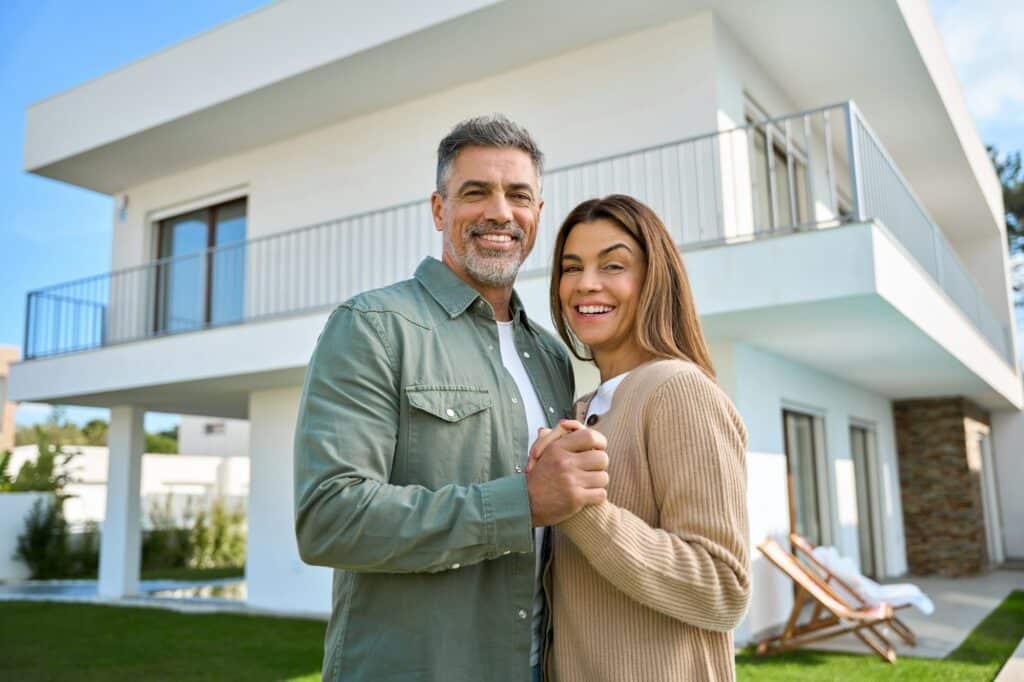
[598,243,632,257]
[561,253,582,262]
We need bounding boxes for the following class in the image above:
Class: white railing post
[843,101,865,222]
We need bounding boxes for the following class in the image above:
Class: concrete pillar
[247,387,331,614]
[98,405,144,598]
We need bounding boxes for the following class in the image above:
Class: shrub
[15,497,69,579]
[188,499,246,569]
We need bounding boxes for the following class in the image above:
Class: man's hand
[526,422,609,527]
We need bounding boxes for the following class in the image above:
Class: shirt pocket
[404,385,493,488]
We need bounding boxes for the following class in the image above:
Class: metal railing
[23,101,1014,366]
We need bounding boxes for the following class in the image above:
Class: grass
[735,590,1024,681]
[1,590,1020,680]
[0,601,325,681]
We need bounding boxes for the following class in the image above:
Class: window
[783,409,830,546]
[155,198,246,333]
[204,422,226,436]
[850,424,882,577]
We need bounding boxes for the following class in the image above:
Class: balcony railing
[23,101,1014,366]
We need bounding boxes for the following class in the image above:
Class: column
[98,405,144,598]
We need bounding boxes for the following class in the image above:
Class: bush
[15,497,69,579]
[188,499,246,569]
[144,433,178,454]
[141,496,190,570]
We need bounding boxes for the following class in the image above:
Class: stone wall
[893,397,991,576]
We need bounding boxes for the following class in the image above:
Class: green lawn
[735,590,1024,681]
[0,601,325,681]
[1,590,1020,680]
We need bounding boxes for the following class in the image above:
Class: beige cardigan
[548,359,751,682]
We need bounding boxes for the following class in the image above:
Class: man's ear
[430,192,445,232]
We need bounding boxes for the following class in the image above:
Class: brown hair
[549,194,716,379]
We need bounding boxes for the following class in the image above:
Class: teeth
[479,234,512,243]
[578,305,613,314]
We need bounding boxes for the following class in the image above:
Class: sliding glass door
[155,199,246,333]
[783,410,826,546]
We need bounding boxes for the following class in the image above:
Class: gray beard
[445,222,527,287]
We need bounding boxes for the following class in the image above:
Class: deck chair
[756,538,898,663]
[789,533,921,647]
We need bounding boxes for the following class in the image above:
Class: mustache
[466,222,526,240]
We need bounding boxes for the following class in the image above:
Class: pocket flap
[405,385,492,422]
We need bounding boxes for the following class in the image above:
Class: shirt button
[547,407,555,414]
[523,351,530,359]
[514,464,522,473]
[511,396,518,404]
[445,408,456,418]
[503,550,511,555]
[487,344,494,351]
[451,563,460,570]
[517,609,528,620]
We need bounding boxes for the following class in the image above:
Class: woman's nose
[577,267,601,292]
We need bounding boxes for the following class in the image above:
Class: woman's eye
[603,263,625,271]
[561,265,581,273]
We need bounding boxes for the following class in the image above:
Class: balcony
[21,102,1014,372]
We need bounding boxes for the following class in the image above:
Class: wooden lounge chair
[789,532,917,647]
[756,538,898,663]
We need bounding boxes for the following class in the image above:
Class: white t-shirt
[584,371,631,424]
[496,320,549,667]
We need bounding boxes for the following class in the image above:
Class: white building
[9,0,1021,640]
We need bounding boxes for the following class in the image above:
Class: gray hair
[436,114,544,196]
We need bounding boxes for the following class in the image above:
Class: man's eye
[510,193,532,202]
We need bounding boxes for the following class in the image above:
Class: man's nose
[483,194,514,224]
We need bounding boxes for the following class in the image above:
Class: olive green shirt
[294,257,575,681]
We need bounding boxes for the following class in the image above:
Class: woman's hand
[525,419,585,473]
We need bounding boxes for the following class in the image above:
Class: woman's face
[559,219,646,360]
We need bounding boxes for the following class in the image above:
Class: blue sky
[1,0,1020,430]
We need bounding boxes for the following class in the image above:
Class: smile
[575,305,615,315]
[476,233,516,244]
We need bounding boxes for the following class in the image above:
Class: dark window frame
[153,197,247,334]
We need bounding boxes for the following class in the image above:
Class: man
[294,114,610,681]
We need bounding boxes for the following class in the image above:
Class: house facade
[9,0,1021,641]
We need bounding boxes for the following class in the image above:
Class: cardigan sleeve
[557,368,751,631]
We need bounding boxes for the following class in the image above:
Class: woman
[530,195,750,681]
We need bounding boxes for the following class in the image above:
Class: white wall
[7,445,248,529]
[711,341,905,642]
[991,409,1024,559]
[247,386,331,614]
[0,492,52,581]
[108,12,718,301]
[179,415,250,458]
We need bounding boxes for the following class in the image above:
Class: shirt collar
[414,257,532,328]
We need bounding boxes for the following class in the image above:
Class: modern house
[9,0,1021,641]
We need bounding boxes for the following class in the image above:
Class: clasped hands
[525,420,609,527]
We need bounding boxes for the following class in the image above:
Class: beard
[445,221,528,287]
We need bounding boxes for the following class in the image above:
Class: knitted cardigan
[548,359,751,682]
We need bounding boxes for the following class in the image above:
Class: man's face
[431,146,543,290]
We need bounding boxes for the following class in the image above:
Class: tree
[81,419,108,446]
[989,146,1024,310]
[989,146,1024,254]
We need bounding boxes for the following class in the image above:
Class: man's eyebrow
[506,182,536,196]
[456,180,493,193]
